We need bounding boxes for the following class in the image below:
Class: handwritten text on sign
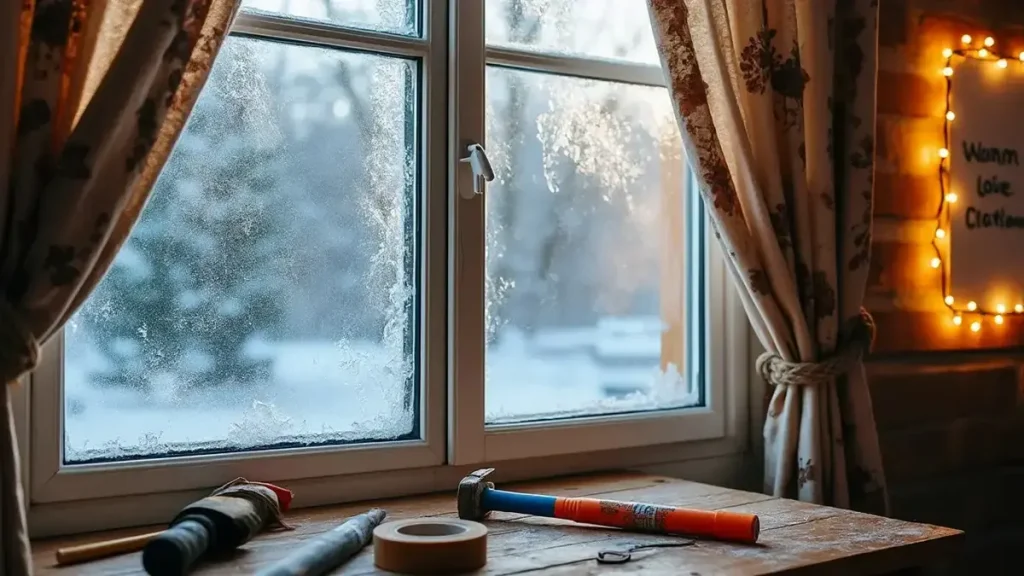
[949,57,1024,309]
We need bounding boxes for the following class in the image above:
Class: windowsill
[27,435,750,539]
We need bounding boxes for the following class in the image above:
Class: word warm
[962,140,1020,166]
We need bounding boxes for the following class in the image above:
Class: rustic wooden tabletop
[32,471,963,575]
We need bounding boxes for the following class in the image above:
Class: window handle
[459,143,494,199]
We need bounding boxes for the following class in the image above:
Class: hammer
[457,468,759,543]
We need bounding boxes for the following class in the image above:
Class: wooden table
[32,472,963,574]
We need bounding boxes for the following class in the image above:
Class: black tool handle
[142,515,214,576]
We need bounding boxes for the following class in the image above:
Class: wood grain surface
[31,472,963,575]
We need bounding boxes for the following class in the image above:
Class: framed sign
[933,36,1024,330]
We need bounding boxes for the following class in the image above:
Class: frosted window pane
[64,37,418,463]
[485,0,660,65]
[484,66,697,424]
[243,0,418,36]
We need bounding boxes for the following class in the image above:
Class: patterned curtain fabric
[0,1,239,572]
[646,0,889,512]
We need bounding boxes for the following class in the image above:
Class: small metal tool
[596,541,695,564]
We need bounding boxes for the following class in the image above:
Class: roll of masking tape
[373,518,487,574]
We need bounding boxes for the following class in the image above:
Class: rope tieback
[756,309,875,387]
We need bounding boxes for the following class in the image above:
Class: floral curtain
[0,0,239,572]
[646,0,888,512]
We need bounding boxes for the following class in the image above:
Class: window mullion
[447,0,487,465]
[420,0,450,466]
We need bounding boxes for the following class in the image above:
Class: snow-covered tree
[83,42,285,392]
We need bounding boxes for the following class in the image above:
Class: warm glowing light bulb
[962,34,973,45]
[945,295,955,306]
[935,228,947,239]
[942,66,954,76]
[984,36,995,47]
[946,192,959,203]
[953,314,963,326]
[946,111,956,121]
[1016,304,1024,313]
[997,304,1006,314]
[1019,51,1024,62]
[968,300,978,311]
[938,148,950,158]
[979,48,989,58]
[943,48,954,58]
[971,321,981,332]
[995,315,1004,325]
[930,257,942,269]
[998,58,1008,68]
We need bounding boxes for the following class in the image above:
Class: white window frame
[16,0,751,539]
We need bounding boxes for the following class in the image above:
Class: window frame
[17,0,751,538]
[25,3,450,505]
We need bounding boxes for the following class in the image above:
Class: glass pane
[484,66,697,424]
[486,0,660,65]
[243,0,418,36]
[64,37,419,463]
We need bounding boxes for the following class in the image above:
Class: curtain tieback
[0,299,40,384]
[756,309,875,387]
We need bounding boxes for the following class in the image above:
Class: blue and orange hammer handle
[480,488,759,543]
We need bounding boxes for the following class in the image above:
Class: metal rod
[256,509,387,576]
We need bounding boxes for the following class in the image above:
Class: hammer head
[457,468,495,520]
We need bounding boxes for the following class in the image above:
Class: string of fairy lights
[931,34,1024,333]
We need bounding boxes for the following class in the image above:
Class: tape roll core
[373,518,487,574]
[397,522,468,537]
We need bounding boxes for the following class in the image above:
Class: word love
[976,174,1014,198]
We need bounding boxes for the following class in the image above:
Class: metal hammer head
[457,468,495,520]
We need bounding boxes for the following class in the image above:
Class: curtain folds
[0,1,239,572]
[647,0,889,513]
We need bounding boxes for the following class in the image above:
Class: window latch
[459,143,494,199]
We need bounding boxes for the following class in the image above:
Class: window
[65,38,420,463]
[23,0,746,531]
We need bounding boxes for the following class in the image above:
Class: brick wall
[872,1,1024,573]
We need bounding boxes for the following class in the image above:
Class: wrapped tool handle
[142,515,213,576]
